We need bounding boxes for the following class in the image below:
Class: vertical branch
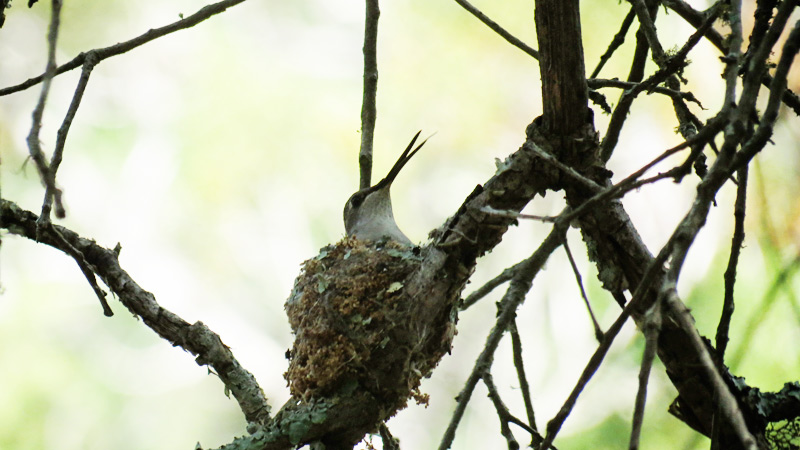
[716,165,747,360]
[359,0,380,190]
[27,0,64,226]
[600,0,658,162]
[628,297,662,450]
[722,0,744,114]
[510,320,538,438]
[533,0,589,136]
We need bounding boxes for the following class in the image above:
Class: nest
[285,237,454,413]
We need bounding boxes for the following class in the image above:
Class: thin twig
[662,0,800,115]
[439,223,566,450]
[554,115,726,227]
[510,320,541,447]
[587,78,704,107]
[478,205,559,224]
[664,6,796,284]
[562,237,603,342]
[452,0,538,60]
[541,296,634,449]
[51,51,96,181]
[716,164,747,361]
[661,0,727,51]
[599,1,657,162]
[591,8,636,78]
[0,0,249,97]
[540,241,672,449]
[721,0,743,113]
[600,6,719,162]
[732,17,800,171]
[524,142,604,193]
[631,0,667,64]
[42,52,99,221]
[359,0,379,190]
[462,260,524,310]
[734,0,795,128]
[27,0,63,227]
[628,295,662,450]
[42,223,114,316]
[483,369,526,450]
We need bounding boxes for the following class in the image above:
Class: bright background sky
[1,1,799,449]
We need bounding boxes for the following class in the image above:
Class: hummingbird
[343,131,427,246]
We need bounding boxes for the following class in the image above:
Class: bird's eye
[348,193,365,209]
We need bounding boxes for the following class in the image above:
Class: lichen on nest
[284,236,452,412]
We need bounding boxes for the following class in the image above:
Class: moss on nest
[284,237,452,413]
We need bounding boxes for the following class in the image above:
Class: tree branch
[27,0,64,225]
[590,7,636,78]
[438,223,566,450]
[0,200,272,425]
[0,0,249,97]
[359,0,379,190]
[453,0,539,60]
[629,296,662,450]
[534,0,588,135]
[716,164,748,361]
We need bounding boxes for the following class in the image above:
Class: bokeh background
[1,0,798,448]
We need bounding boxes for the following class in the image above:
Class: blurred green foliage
[0,0,798,449]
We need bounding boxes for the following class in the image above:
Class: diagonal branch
[0,0,249,97]
[438,223,566,450]
[590,7,636,78]
[540,242,671,448]
[453,0,539,60]
[44,52,99,221]
[0,199,272,425]
[510,320,539,444]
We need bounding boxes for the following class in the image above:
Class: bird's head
[343,131,427,246]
